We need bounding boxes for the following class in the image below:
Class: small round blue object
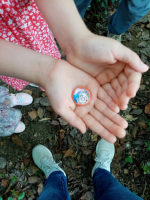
[72,87,91,106]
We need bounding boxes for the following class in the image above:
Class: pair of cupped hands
[43,34,148,143]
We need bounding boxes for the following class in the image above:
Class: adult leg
[32,145,70,200]
[92,139,143,200]
[74,0,92,18]
[93,168,143,200]
[108,0,150,35]
[38,171,70,200]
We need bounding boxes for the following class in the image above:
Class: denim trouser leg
[37,171,70,200]
[108,0,150,35]
[74,0,92,18]
[93,168,143,200]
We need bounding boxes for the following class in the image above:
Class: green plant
[133,191,138,195]
[11,176,17,183]
[0,174,2,178]
[18,192,25,200]
[8,198,13,200]
[125,156,133,163]
[36,170,43,177]
[0,197,3,200]
[146,121,150,130]
[142,162,150,174]
[8,190,25,200]
[145,141,150,151]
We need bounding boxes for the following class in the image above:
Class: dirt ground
[0,3,150,200]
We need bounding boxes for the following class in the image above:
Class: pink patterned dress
[0,0,61,91]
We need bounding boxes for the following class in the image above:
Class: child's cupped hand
[66,34,148,110]
[42,59,128,143]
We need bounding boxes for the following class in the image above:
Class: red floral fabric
[0,0,61,91]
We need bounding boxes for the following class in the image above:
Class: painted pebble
[72,87,91,106]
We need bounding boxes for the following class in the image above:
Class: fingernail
[141,62,149,71]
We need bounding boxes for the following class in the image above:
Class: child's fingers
[114,43,149,73]
[89,107,126,139]
[124,67,142,97]
[102,83,119,105]
[58,108,86,134]
[82,113,117,143]
[97,86,120,113]
[94,98,128,129]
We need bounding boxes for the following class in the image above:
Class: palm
[67,35,145,110]
[44,60,127,143]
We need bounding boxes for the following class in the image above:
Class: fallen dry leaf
[124,115,138,121]
[37,107,44,119]
[21,162,24,171]
[137,121,147,129]
[12,134,23,147]
[22,89,33,95]
[38,183,44,195]
[145,103,150,114]
[91,133,98,142]
[58,117,68,126]
[51,120,59,125]
[23,157,30,167]
[81,148,92,155]
[10,190,19,198]
[60,129,65,133]
[134,169,140,178]
[1,179,9,187]
[27,165,39,175]
[60,133,65,140]
[110,9,117,16]
[63,147,74,158]
[28,110,37,120]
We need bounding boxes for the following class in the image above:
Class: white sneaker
[7,93,33,107]
[107,31,122,42]
[32,145,66,178]
[91,139,115,177]
[14,121,25,133]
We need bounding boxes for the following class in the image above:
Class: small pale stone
[40,97,51,107]
[28,176,39,184]
[124,169,129,174]
[0,157,7,169]
[140,84,146,90]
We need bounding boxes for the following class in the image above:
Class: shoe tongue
[41,155,51,164]
[99,150,109,158]
[95,150,110,162]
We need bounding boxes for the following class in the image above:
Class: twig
[141,182,147,198]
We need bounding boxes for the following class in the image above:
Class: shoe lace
[41,156,59,174]
[95,150,112,168]
[17,96,24,104]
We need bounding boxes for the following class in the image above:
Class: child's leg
[108,0,150,35]
[74,0,92,18]
[0,86,9,104]
[0,105,22,137]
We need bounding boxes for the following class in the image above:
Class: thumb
[58,108,87,134]
[115,43,149,73]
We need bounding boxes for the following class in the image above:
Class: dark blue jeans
[74,0,150,34]
[38,169,143,200]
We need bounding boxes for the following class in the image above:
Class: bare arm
[34,0,89,55]
[0,39,57,87]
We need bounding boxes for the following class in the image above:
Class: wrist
[36,55,58,89]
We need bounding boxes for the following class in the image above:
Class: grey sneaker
[32,145,66,178]
[107,31,122,42]
[91,139,115,177]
